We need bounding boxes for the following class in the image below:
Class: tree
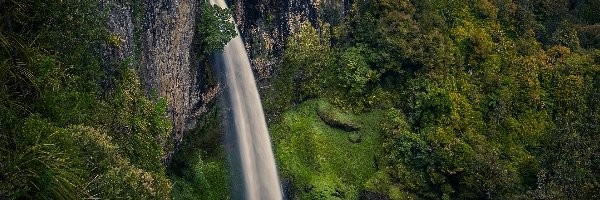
[197,0,237,58]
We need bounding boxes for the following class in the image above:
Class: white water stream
[209,0,283,199]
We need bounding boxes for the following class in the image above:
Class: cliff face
[102,0,203,150]
[139,0,201,144]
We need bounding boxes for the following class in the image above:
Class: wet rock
[99,0,136,92]
[282,177,296,199]
[316,100,361,132]
[316,107,360,132]
[230,0,321,85]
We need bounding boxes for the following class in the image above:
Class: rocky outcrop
[315,100,361,132]
[102,0,203,154]
[229,0,350,96]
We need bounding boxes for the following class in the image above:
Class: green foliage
[197,0,237,58]
[105,68,172,174]
[549,21,581,50]
[0,0,174,199]
[267,23,334,112]
[268,0,600,199]
[170,154,230,200]
[169,106,231,200]
[271,99,385,199]
[0,117,172,199]
[377,109,433,198]
[337,46,378,98]
[0,117,86,199]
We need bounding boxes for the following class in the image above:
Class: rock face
[102,0,203,151]
[100,0,136,92]
[139,0,202,145]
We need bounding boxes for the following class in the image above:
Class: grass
[270,99,386,199]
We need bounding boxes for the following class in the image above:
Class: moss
[170,153,230,200]
[108,33,122,48]
[271,99,386,199]
[348,132,362,143]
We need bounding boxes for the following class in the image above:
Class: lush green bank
[272,99,385,199]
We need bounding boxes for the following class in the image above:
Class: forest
[1,0,599,199]
[268,0,599,199]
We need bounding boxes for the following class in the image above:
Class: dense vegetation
[268,0,600,199]
[0,0,174,198]
[0,0,234,199]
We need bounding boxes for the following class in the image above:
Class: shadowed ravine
[210,0,283,199]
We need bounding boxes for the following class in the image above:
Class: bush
[197,0,237,58]
[268,23,334,112]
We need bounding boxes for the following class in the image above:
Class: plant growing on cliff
[197,1,237,59]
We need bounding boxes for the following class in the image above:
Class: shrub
[197,0,237,58]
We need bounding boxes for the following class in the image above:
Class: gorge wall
[139,0,202,144]
[229,0,351,109]
[101,0,203,153]
[231,0,317,82]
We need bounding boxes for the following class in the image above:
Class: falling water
[209,0,283,199]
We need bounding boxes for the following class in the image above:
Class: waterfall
[209,0,283,199]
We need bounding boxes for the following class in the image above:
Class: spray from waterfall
[210,0,283,199]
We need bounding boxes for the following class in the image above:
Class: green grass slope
[271,99,386,199]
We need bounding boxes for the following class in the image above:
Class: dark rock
[282,177,296,199]
[230,0,322,87]
[139,0,202,146]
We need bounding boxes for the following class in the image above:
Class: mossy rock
[316,100,361,132]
